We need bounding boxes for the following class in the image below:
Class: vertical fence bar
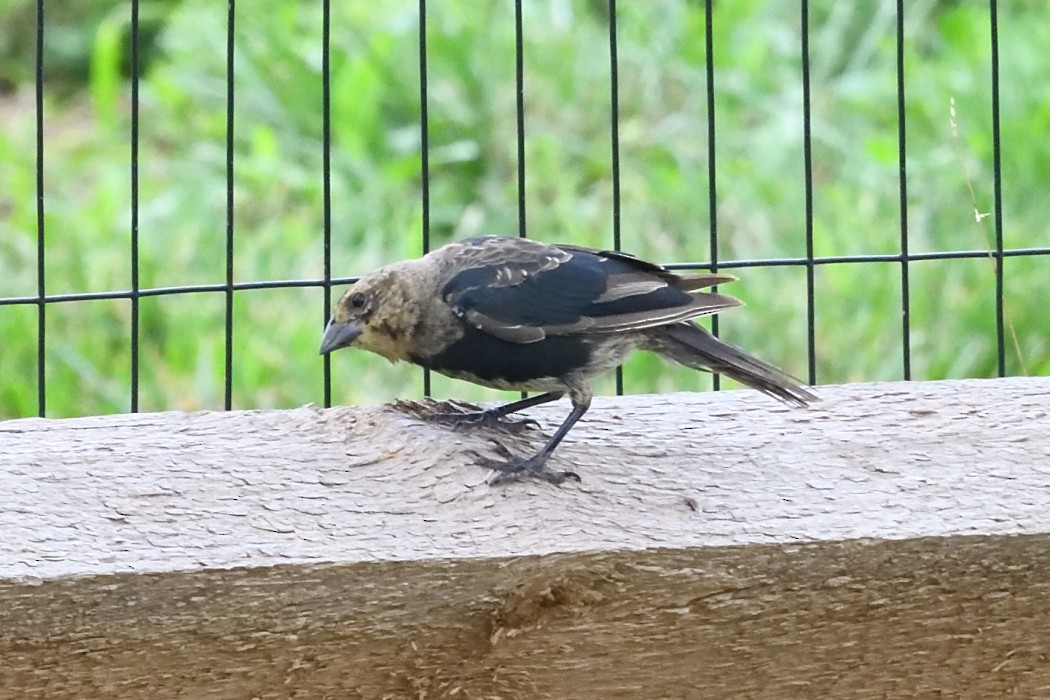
[609,0,624,396]
[322,0,333,406]
[608,1,622,255]
[703,0,720,392]
[34,0,46,417]
[988,0,1006,377]
[514,0,527,399]
[895,0,911,381]
[418,0,433,396]
[800,0,817,385]
[130,0,141,411]
[419,0,431,258]
[224,0,236,410]
[514,0,527,239]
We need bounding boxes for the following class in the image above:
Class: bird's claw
[427,407,539,434]
[467,440,581,486]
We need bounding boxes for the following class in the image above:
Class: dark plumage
[320,236,816,484]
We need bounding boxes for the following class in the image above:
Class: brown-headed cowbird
[321,236,816,484]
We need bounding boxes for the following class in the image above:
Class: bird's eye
[350,292,367,309]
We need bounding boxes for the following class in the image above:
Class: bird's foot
[468,440,580,486]
[424,401,540,434]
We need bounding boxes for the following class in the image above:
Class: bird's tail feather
[646,323,816,407]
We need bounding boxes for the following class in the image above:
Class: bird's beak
[319,319,363,355]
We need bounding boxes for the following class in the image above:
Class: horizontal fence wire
[6,247,1045,309]
[13,1,1037,418]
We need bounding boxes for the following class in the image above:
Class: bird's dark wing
[554,244,737,292]
[438,237,741,344]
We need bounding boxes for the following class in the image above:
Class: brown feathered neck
[333,257,457,363]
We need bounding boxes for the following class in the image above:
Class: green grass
[0,0,1047,419]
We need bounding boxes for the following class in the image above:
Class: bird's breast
[410,325,593,392]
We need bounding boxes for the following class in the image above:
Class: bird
[320,235,816,484]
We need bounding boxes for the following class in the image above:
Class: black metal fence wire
[9,0,1050,419]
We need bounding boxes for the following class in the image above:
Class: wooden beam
[2,378,1049,697]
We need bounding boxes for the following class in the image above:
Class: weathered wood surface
[2,377,1049,698]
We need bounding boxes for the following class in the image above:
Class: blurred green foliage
[0,0,1046,418]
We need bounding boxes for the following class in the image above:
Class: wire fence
[5,0,1047,419]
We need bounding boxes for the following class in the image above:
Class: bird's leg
[471,391,591,485]
[426,392,563,432]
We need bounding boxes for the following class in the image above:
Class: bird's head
[319,264,418,363]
